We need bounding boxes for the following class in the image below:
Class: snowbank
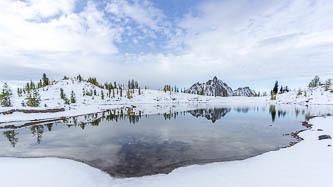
[268,86,333,105]
[1,116,332,187]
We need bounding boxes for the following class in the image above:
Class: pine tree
[0,83,12,107]
[60,88,65,99]
[120,88,123,97]
[309,75,320,88]
[70,91,76,103]
[325,79,331,91]
[112,89,115,98]
[60,88,70,104]
[138,87,141,95]
[77,74,82,82]
[127,89,132,99]
[26,89,40,107]
[38,80,42,88]
[42,73,49,86]
[200,88,204,95]
[272,81,279,95]
[101,90,104,100]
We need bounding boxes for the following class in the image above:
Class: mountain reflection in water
[0,104,331,177]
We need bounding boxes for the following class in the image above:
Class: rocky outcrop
[233,87,256,97]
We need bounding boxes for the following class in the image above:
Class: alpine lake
[1,104,332,177]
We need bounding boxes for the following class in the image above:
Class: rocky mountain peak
[186,76,233,96]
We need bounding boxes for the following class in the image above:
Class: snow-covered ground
[0,116,332,187]
[1,79,333,124]
[268,85,333,105]
[0,79,267,124]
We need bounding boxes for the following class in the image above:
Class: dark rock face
[318,135,332,140]
[186,76,233,96]
[233,87,256,97]
[189,108,231,123]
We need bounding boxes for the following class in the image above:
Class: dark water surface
[0,104,331,177]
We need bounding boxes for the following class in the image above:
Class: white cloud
[0,0,122,79]
[0,0,333,90]
[106,0,167,32]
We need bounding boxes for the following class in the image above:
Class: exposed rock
[233,87,256,97]
[186,76,233,96]
[318,135,332,140]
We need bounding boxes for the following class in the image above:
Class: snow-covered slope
[186,76,233,96]
[269,85,333,105]
[233,87,256,97]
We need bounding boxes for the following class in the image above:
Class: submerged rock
[318,135,332,140]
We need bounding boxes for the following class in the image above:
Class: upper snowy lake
[1,104,332,177]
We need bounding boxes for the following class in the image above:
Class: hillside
[268,85,333,105]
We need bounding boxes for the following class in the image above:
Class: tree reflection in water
[1,105,300,147]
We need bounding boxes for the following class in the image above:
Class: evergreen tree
[38,80,42,88]
[325,79,331,91]
[112,89,115,98]
[272,81,279,95]
[17,88,22,97]
[88,77,100,87]
[285,86,289,92]
[70,91,76,103]
[26,89,40,107]
[127,89,132,99]
[138,87,141,95]
[309,75,320,88]
[42,73,49,86]
[59,88,70,104]
[77,74,82,82]
[0,83,12,107]
[60,88,65,99]
[199,88,204,95]
[297,89,302,96]
[101,90,104,100]
[120,88,123,97]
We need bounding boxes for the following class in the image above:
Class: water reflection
[0,104,332,177]
[0,105,323,146]
[189,108,231,123]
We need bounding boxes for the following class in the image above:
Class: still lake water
[0,104,331,177]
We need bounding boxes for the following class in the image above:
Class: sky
[0,0,333,91]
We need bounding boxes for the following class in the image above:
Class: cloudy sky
[1,0,333,91]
